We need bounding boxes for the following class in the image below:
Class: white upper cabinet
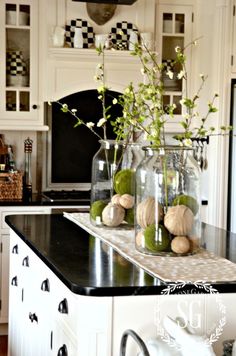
[0,0,47,130]
[156,3,193,131]
[231,1,236,73]
[39,0,156,101]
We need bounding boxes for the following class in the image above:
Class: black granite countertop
[5,214,236,297]
[0,194,208,207]
[0,193,90,206]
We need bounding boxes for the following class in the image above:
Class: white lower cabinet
[7,228,236,356]
[8,229,113,355]
[0,206,51,326]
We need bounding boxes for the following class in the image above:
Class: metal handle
[41,278,50,292]
[11,276,18,286]
[22,256,29,267]
[119,329,150,356]
[29,312,38,323]
[50,331,53,350]
[12,244,18,254]
[58,299,68,314]
[57,344,68,356]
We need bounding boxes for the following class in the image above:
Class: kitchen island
[5,214,236,355]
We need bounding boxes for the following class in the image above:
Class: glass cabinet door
[158,5,193,116]
[5,3,30,113]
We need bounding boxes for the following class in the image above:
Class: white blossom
[97,118,106,127]
[112,98,118,105]
[62,103,68,109]
[199,73,205,79]
[177,70,185,79]
[183,138,193,147]
[183,113,191,120]
[166,70,174,79]
[97,85,105,93]
[141,68,145,75]
[71,108,77,114]
[175,46,181,53]
[94,75,100,82]
[86,122,95,129]
[96,63,103,70]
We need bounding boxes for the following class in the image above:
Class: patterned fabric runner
[64,212,236,283]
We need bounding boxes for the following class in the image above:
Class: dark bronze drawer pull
[41,278,50,292]
[22,256,29,267]
[12,245,18,254]
[58,298,68,314]
[29,312,38,323]
[11,276,18,286]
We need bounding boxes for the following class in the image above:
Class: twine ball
[172,194,199,216]
[111,194,121,205]
[171,236,190,254]
[136,196,163,229]
[164,205,194,235]
[135,231,144,247]
[102,203,125,227]
[119,194,134,209]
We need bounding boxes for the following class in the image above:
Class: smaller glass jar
[90,140,143,228]
[135,146,201,256]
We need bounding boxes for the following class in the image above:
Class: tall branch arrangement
[51,38,233,146]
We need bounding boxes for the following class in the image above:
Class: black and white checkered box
[110,21,138,50]
[65,19,94,48]
[6,51,26,76]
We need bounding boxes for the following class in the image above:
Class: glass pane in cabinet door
[163,95,170,111]
[5,4,16,25]
[19,5,30,26]
[162,37,184,92]
[173,95,182,115]
[163,13,173,33]
[6,29,30,88]
[175,14,184,34]
[162,36,184,60]
[20,92,29,111]
[6,91,16,111]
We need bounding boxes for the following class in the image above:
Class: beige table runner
[64,212,236,283]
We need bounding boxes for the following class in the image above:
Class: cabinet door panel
[0,0,46,129]
[0,234,10,322]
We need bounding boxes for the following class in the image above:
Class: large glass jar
[90,140,143,228]
[135,146,201,256]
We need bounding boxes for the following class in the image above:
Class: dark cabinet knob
[32,104,38,109]
[58,299,68,314]
[29,312,38,323]
[57,344,68,356]
[22,256,29,267]
[12,245,18,254]
[11,276,18,286]
[41,278,50,292]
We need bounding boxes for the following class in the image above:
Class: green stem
[163,155,169,211]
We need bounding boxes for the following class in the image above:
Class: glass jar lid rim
[99,139,143,147]
[142,145,194,152]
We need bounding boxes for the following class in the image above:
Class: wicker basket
[0,171,23,201]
